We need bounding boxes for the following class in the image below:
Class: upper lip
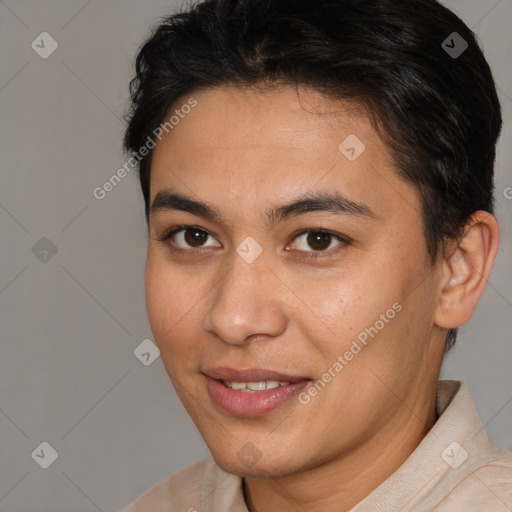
[203,366,309,383]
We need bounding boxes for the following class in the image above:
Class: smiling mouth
[203,366,308,383]
[203,368,311,417]
[222,380,291,392]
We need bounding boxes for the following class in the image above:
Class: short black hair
[123,0,502,351]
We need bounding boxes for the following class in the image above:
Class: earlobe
[434,211,500,330]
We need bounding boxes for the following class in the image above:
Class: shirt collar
[351,380,488,511]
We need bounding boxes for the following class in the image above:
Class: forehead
[149,86,420,225]
[153,86,373,161]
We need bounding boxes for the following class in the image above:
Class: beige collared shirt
[119,380,512,511]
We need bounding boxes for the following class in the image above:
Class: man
[119,0,511,510]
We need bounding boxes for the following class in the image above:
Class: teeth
[223,380,291,392]
[247,381,266,391]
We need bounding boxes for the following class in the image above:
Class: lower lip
[206,377,309,417]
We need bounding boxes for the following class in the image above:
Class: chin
[209,444,307,479]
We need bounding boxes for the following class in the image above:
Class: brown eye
[291,230,345,253]
[157,225,222,251]
[183,228,209,247]
[306,232,332,251]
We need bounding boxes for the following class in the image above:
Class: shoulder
[432,381,512,510]
[434,446,512,511]
[118,457,218,512]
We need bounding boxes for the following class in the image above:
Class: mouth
[203,367,311,417]
[222,380,291,392]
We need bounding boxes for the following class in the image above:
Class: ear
[434,211,500,330]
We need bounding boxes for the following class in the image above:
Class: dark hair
[123,0,502,351]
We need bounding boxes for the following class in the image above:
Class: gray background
[0,1,510,511]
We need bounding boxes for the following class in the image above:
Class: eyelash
[155,224,351,260]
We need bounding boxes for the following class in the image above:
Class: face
[146,86,445,478]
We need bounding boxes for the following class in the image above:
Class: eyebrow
[150,188,376,228]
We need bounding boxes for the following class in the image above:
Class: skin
[145,85,499,511]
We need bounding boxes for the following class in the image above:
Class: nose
[202,253,288,345]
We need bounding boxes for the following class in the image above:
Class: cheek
[295,269,393,354]
[144,254,214,372]
[302,248,426,362]
[145,257,170,334]
[144,255,193,349]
